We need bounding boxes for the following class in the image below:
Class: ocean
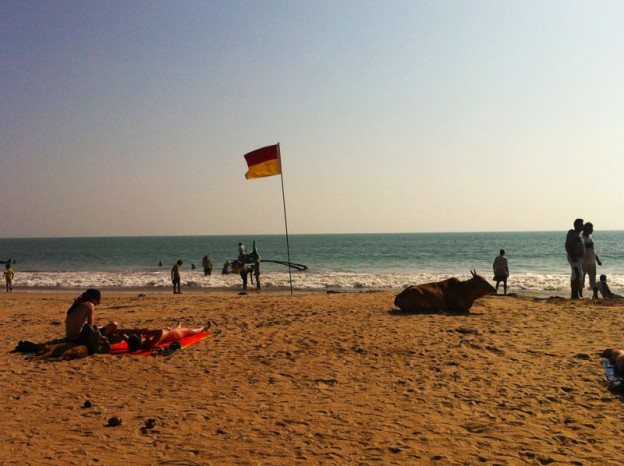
[1,232,623,295]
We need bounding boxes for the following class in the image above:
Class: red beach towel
[108,330,220,356]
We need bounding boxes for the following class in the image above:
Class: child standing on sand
[3,263,14,292]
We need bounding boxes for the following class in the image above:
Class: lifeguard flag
[244,143,281,179]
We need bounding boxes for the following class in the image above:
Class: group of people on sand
[65,288,210,354]
[565,218,617,299]
[492,218,618,300]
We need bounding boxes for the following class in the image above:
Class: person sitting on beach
[66,289,101,342]
[65,289,115,353]
[593,274,623,299]
[114,323,211,352]
[603,348,624,371]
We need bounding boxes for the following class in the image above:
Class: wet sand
[2,290,623,465]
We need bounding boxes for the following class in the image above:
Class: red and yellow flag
[244,144,281,179]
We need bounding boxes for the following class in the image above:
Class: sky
[1,0,623,238]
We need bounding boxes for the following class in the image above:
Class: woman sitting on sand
[65,289,118,353]
[111,323,211,352]
[66,289,102,342]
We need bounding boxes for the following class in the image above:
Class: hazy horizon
[2,228,623,241]
[2,1,623,238]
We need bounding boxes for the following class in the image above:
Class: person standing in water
[581,222,602,293]
[253,257,261,291]
[4,263,14,292]
[171,260,183,294]
[238,242,247,262]
[492,249,509,295]
[202,255,213,276]
[565,218,585,299]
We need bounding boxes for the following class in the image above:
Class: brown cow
[394,270,496,313]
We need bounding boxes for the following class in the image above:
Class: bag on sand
[12,340,43,353]
[79,324,111,354]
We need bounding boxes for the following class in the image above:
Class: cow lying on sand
[394,270,496,313]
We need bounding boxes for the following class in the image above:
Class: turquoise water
[1,232,623,294]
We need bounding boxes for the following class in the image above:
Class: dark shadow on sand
[388,308,482,317]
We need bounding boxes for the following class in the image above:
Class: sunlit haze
[2,1,623,238]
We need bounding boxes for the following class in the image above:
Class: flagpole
[277,143,294,295]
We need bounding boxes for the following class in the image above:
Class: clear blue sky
[1,0,623,237]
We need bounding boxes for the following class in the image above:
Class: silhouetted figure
[492,249,509,295]
[582,222,602,293]
[565,219,585,299]
[171,260,183,294]
[202,256,213,276]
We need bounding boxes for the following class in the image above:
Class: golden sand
[1,291,623,465]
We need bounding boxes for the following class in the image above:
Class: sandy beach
[2,289,624,465]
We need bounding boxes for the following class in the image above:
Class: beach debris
[485,345,504,354]
[83,400,92,409]
[144,418,156,429]
[107,416,123,427]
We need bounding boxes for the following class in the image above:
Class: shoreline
[5,285,565,299]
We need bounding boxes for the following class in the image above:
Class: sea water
[1,232,623,295]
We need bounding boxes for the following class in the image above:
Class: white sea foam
[13,270,619,297]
